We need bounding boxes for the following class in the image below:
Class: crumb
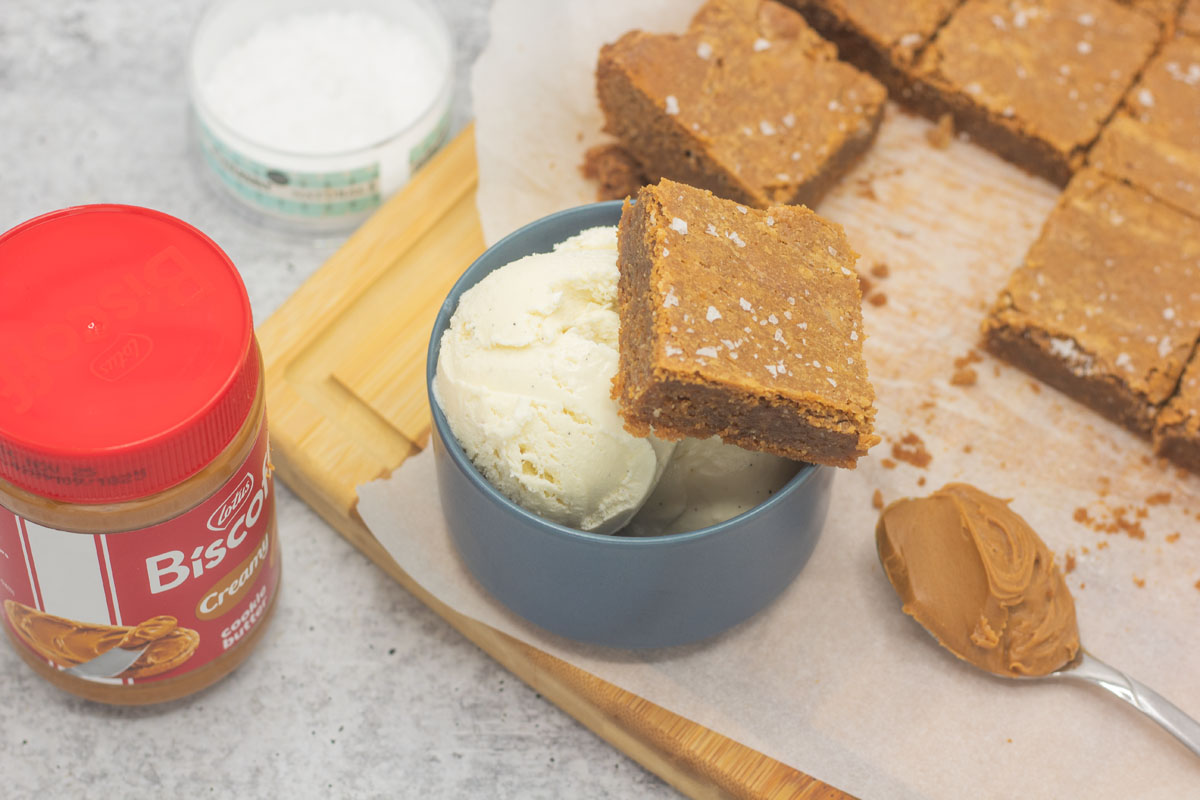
[881,458,897,469]
[1006,738,1013,744]
[581,143,648,201]
[953,350,983,369]
[917,476,926,486]
[1140,454,1152,465]
[926,113,954,149]
[963,444,973,454]
[1073,507,1090,524]
[1133,576,1145,588]
[1097,540,1108,550]
[858,274,874,296]
[867,292,888,307]
[1027,381,1041,394]
[950,367,978,386]
[891,432,932,468]
[1079,582,1086,589]
[918,400,936,410]
[1167,532,1181,543]
[1195,579,1200,591]
[870,262,890,279]
[576,131,584,142]
[1064,551,1076,573]
[872,489,884,509]
[855,178,879,201]
[1146,492,1171,506]
[993,364,1001,377]
[1081,546,1090,554]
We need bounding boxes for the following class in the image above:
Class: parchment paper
[357,1,1200,796]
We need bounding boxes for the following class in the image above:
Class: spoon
[1029,648,1200,757]
[879,549,1200,757]
[874,482,1200,758]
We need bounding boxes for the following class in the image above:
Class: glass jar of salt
[188,0,453,230]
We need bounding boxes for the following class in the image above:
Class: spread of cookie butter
[876,483,1079,677]
[4,602,199,680]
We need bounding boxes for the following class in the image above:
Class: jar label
[0,422,279,685]
[197,119,382,218]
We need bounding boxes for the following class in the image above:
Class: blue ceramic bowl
[426,201,832,648]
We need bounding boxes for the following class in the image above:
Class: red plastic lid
[0,205,259,504]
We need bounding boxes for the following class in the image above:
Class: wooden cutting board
[256,125,851,800]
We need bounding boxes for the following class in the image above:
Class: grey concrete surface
[0,1,676,796]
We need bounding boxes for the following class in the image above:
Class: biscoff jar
[0,205,280,705]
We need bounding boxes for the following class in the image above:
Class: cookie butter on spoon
[877,483,1200,756]
[876,483,1078,677]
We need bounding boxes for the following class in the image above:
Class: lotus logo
[90,333,153,382]
[208,473,254,532]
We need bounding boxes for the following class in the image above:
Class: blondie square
[983,170,1200,435]
[782,0,964,95]
[596,0,887,209]
[909,0,1160,186]
[613,179,878,467]
[1089,35,1200,217]
[1154,349,1200,471]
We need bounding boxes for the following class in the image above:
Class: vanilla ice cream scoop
[625,436,800,537]
[433,227,673,533]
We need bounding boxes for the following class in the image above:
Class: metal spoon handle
[1054,651,1200,758]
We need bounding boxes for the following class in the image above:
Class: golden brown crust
[907,0,1159,186]
[782,0,965,96]
[595,0,886,208]
[1088,36,1200,218]
[983,169,1200,435]
[614,179,877,467]
[1090,116,1200,220]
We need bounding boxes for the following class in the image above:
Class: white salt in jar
[189,0,453,230]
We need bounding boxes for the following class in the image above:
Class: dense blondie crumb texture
[910,0,1159,185]
[1154,347,1200,471]
[595,0,886,209]
[784,0,965,92]
[581,143,648,201]
[613,178,878,468]
[983,169,1200,434]
[1090,35,1200,217]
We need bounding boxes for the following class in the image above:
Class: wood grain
[256,126,852,799]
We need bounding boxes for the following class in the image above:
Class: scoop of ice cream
[434,226,674,533]
[624,436,800,537]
